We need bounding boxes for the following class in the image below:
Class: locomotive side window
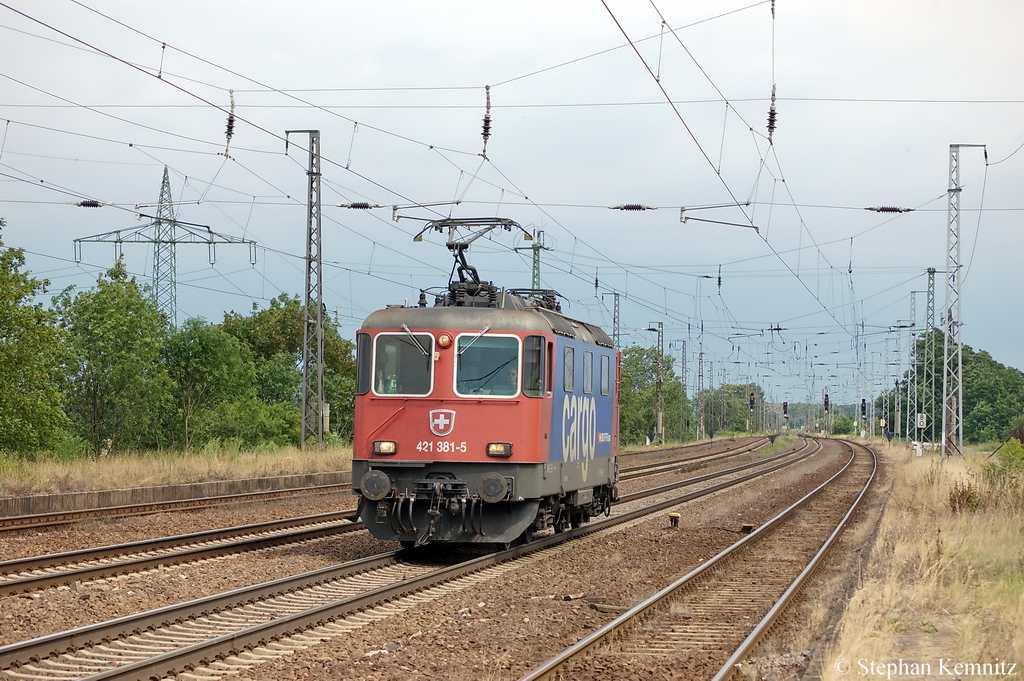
[455,334,520,396]
[356,332,372,395]
[547,342,554,395]
[600,354,610,395]
[583,351,593,394]
[563,346,575,392]
[373,332,433,396]
[523,335,544,397]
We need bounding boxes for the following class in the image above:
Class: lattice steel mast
[74,166,257,327]
[152,168,176,323]
[906,292,920,445]
[941,144,984,459]
[647,322,664,444]
[287,130,325,450]
[924,268,937,443]
[697,351,705,440]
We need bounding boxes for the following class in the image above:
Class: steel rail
[0,551,404,672]
[519,437,871,680]
[0,483,353,533]
[0,438,827,680]
[619,437,770,480]
[617,436,810,502]
[617,435,763,462]
[0,514,364,596]
[709,439,878,681]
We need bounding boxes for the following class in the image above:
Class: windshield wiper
[457,325,491,355]
[401,324,429,356]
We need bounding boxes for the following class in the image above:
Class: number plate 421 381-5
[416,441,468,453]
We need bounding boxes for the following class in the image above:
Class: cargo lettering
[562,394,597,481]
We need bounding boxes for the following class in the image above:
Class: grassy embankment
[823,440,1024,678]
[0,445,353,497]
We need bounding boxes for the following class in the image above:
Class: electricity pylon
[152,167,176,321]
[74,166,257,326]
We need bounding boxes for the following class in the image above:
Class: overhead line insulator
[224,89,236,156]
[339,202,382,209]
[767,84,778,143]
[865,206,914,213]
[480,85,492,158]
[609,204,656,211]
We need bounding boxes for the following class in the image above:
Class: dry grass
[0,445,353,497]
[822,446,1024,679]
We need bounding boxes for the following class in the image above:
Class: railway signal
[824,393,830,413]
[783,402,789,419]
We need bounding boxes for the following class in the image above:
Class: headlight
[486,442,512,457]
[373,440,398,455]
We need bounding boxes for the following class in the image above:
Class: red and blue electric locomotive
[352,221,619,546]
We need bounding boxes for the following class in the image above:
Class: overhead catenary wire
[603,1,855,339]
[0,2,461,216]
[0,2,995,399]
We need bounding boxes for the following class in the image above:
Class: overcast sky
[2,0,1022,409]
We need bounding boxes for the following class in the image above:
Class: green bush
[832,414,855,435]
[53,433,91,461]
[979,438,1024,508]
[200,398,301,449]
[983,438,1024,479]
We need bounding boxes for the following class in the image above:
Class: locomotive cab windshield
[456,334,519,396]
[371,332,433,396]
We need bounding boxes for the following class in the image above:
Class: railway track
[0,437,786,595]
[0,511,364,596]
[618,436,769,481]
[0,437,824,681]
[0,437,763,535]
[0,483,353,534]
[520,438,877,681]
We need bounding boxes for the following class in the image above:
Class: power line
[491,1,771,88]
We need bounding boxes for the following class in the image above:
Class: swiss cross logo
[429,409,456,437]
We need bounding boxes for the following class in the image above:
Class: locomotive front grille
[414,479,470,499]
[412,477,514,502]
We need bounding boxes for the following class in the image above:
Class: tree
[619,346,658,445]
[0,223,67,451]
[618,345,692,446]
[254,351,301,405]
[56,260,171,455]
[162,318,257,449]
[892,329,1024,444]
[695,383,765,435]
[220,294,356,437]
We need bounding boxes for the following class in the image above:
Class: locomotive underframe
[354,458,617,545]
